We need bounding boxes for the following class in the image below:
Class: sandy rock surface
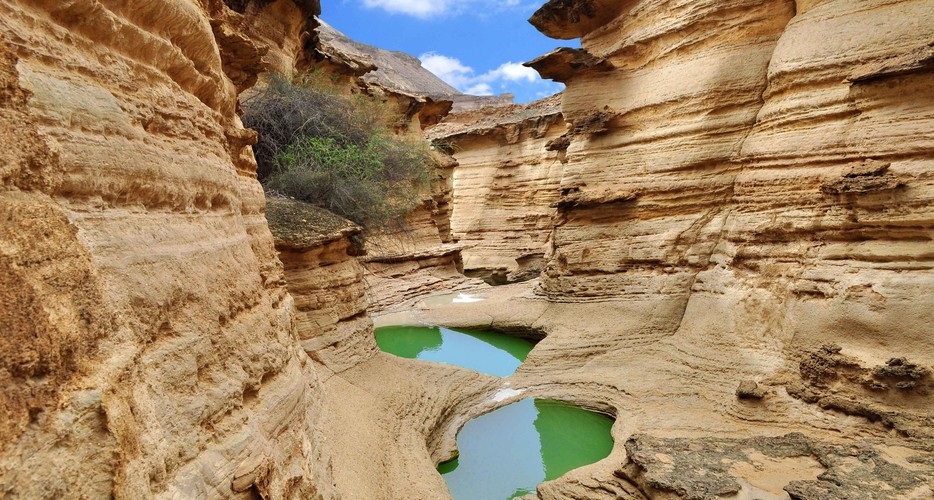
[0,1,334,497]
[378,0,934,497]
[377,279,934,499]
[3,0,933,498]
[427,96,567,283]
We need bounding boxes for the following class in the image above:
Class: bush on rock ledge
[244,75,434,232]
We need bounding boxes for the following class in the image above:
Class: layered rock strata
[266,204,497,500]
[307,32,488,311]
[409,0,934,497]
[0,1,335,497]
[362,0,934,498]
[5,0,934,498]
[427,96,567,284]
[524,0,934,413]
[267,198,377,373]
[526,0,934,347]
[362,153,485,312]
[406,277,934,499]
[219,0,322,81]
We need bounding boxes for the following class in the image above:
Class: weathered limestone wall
[527,0,934,359]
[367,1,934,498]
[0,1,335,497]
[428,96,567,283]
[464,0,934,495]
[227,0,321,76]
[307,32,483,311]
[267,198,377,374]
[362,153,482,312]
[5,0,931,498]
[529,0,797,302]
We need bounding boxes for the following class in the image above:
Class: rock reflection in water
[440,399,614,500]
[375,325,534,377]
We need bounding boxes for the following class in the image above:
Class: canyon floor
[312,279,934,499]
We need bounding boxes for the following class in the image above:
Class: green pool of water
[439,398,614,500]
[375,325,615,499]
[374,325,535,377]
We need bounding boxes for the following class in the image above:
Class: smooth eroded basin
[375,325,614,499]
[439,398,614,499]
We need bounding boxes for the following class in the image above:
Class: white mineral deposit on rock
[491,388,524,403]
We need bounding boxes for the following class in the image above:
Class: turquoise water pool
[374,325,615,499]
[375,325,535,377]
[438,398,614,499]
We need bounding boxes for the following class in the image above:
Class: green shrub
[243,75,433,231]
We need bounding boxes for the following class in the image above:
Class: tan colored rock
[362,154,485,313]
[5,0,934,498]
[0,1,335,497]
[268,198,378,373]
[428,96,568,283]
[522,0,934,389]
[405,0,934,496]
[345,0,934,498]
[225,0,321,75]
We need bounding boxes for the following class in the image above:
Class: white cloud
[360,0,534,18]
[361,0,451,17]
[484,62,538,83]
[465,83,494,95]
[419,52,550,99]
[419,53,475,88]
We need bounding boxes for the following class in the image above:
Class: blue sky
[320,0,572,103]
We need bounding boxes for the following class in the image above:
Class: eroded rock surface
[362,154,484,313]
[428,96,567,284]
[0,1,335,497]
[268,198,377,373]
[395,0,934,498]
[4,0,934,498]
[621,433,932,500]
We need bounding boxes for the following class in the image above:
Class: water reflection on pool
[440,398,614,500]
[374,325,534,377]
[374,325,615,499]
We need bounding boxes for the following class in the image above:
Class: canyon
[1,0,933,499]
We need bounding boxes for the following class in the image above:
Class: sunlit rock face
[362,153,483,312]
[267,198,377,374]
[438,1,934,495]
[528,0,798,302]
[529,0,934,358]
[0,1,336,497]
[309,24,482,310]
[427,96,567,284]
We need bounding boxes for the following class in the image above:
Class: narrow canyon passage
[1,0,932,498]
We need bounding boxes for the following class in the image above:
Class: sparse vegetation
[243,74,433,231]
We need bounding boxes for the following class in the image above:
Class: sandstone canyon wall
[0,2,499,497]
[529,0,934,330]
[524,0,934,377]
[411,0,934,497]
[0,1,337,497]
[3,0,934,498]
[266,198,376,373]
[307,27,486,311]
[428,96,567,284]
[526,0,934,495]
